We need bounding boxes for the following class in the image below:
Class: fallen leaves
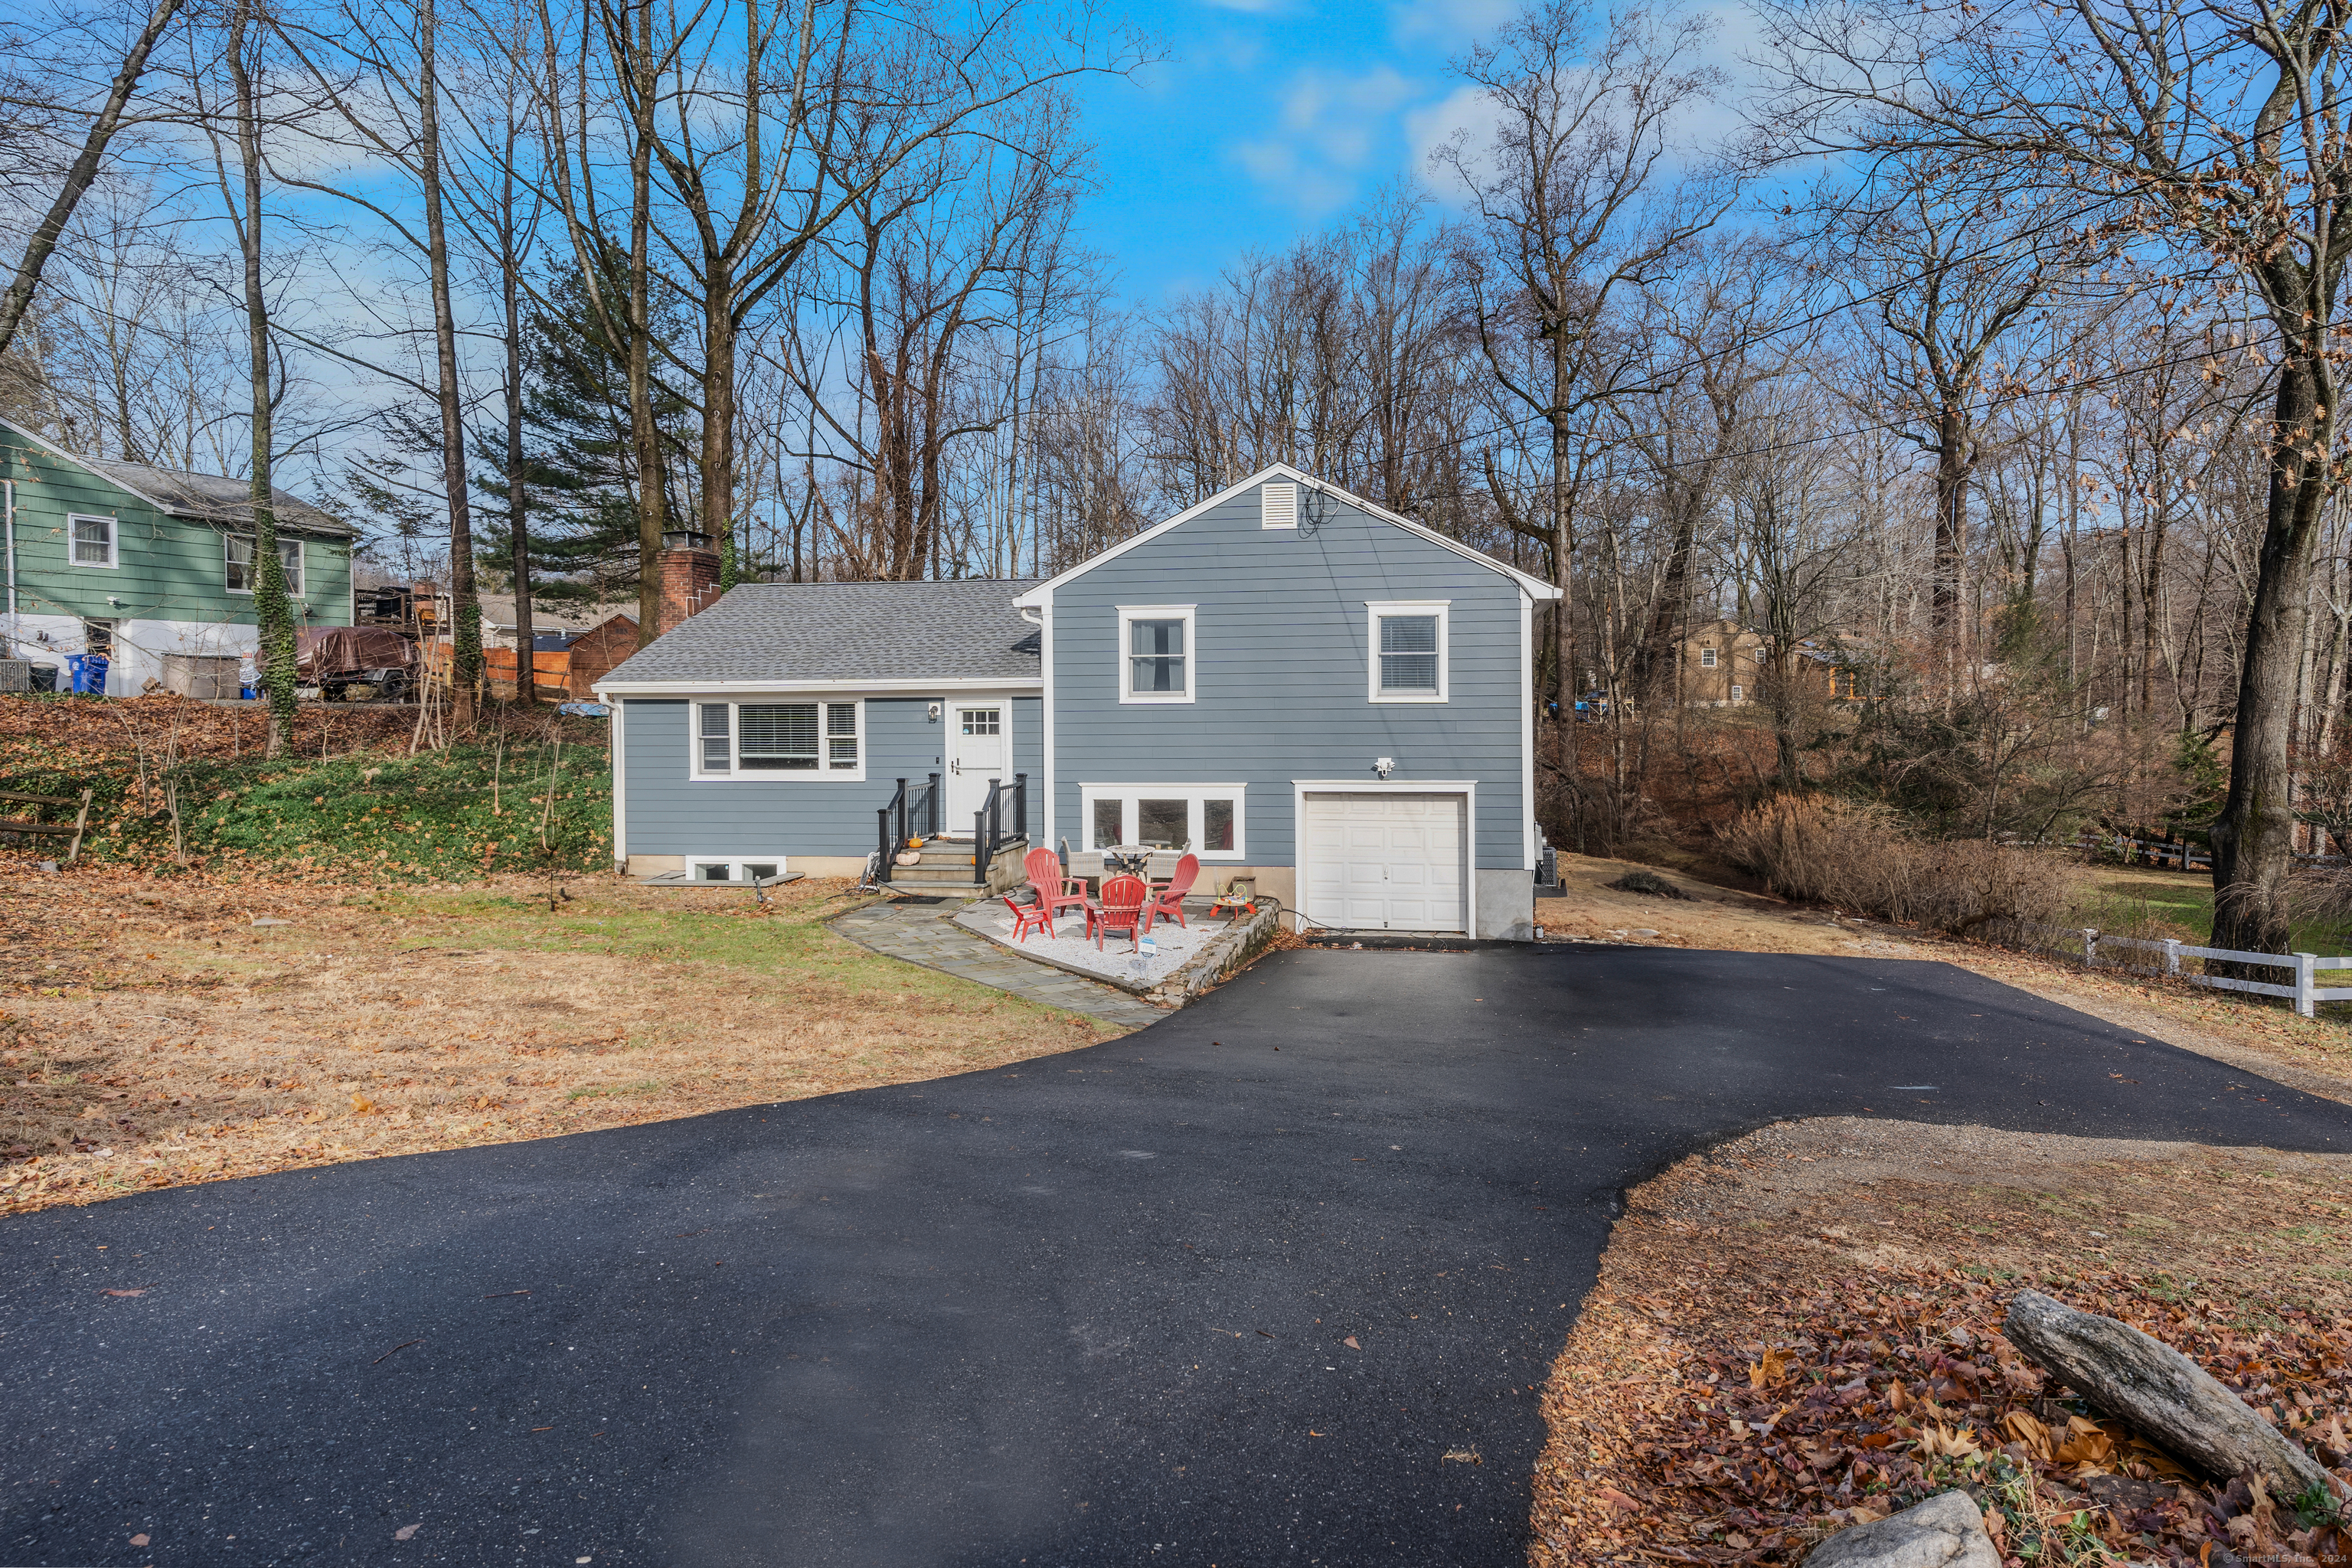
[394,1523,420,1540]
[1529,1130,2352,1568]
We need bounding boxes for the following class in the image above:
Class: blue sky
[1073,0,1521,302]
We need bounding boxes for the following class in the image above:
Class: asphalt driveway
[6,946,2349,1567]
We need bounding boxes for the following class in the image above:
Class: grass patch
[565,1080,665,1100]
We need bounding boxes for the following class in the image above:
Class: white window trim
[226,533,303,596]
[1366,599,1449,704]
[67,513,119,570]
[1730,684,1744,702]
[1076,782,1246,861]
[1116,603,1197,705]
[688,697,867,783]
[684,854,792,884]
[1292,780,1477,936]
[1698,646,1717,668]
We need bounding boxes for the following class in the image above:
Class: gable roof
[595,579,1044,691]
[81,456,354,537]
[1010,463,1561,606]
[0,416,352,537]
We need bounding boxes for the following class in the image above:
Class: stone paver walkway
[830,897,1168,1029]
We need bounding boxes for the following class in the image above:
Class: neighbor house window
[1730,684,1743,701]
[68,514,118,569]
[693,700,862,779]
[1699,646,1717,668]
[226,534,303,594]
[1080,785,1244,858]
[1117,605,1196,704]
[1366,601,1449,703]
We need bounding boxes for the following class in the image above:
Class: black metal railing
[874,775,944,885]
[973,772,1027,885]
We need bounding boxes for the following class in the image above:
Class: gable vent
[1261,481,1298,529]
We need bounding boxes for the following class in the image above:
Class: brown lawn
[1,869,1123,1214]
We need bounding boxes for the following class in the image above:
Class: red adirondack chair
[1089,874,1149,951]
[1024,846,1089,933]
[1142,853,1200,933]
[1000,892,1056,943]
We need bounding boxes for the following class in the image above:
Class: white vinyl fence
[2028,925,2352,1018]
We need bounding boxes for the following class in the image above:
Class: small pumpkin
[894,851,922,867]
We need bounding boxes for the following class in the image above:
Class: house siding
[1045,480,1529,873]
[619,691,1043,861]
[4,436,353,630]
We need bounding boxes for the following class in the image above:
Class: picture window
[1080,786,1245,859]
[694,700,862,779]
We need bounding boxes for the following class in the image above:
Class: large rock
[1805,1491,2000,1567]
[2004,1288,2331,1499]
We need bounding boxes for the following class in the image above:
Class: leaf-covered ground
[1532,1119,2352,1566]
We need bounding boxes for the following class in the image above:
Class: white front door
[946,702,1008,826]
[1302,792,1467,933]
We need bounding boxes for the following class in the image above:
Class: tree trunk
[1933,406,1968,696]
[621,0,664,645]
[418,0,479,728]
[2210,354,2332,956]
[227,0,294,758]
[501,137,533,705]
[0,0,183,362]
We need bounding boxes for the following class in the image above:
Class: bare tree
[0,0,185,361]
[1766,0,2352,958]
[1436,0,1733,730]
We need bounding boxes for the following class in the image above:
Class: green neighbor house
[2,416,354,695]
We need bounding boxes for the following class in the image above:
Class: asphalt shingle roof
[80,456,354,537]
[596,579,1044,685]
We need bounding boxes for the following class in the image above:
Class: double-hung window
[1366,600,1449,703]
[1117,604,1195,704]
[1081,784,1244,860]
[227,534,303,595]
[694,699,863,779]
[68,514,118,569]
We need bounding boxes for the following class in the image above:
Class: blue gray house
[595,466,1559,937]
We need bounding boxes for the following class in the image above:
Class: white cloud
[1404,83,1501,201]
[1388,0,1519,46]
[1231,65,1426,213]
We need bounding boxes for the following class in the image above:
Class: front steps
[881,838,1025,898]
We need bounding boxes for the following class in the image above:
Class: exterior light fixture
[1374,756,1396,778]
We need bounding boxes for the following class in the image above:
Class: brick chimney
[657,530,722,635]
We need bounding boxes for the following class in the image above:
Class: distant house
[1678,619,1860,706]
[595,466,1560,938]
[1,416,354,695]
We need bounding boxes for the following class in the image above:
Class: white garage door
[1302,792,1466,933]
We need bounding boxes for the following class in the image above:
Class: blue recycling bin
[64,652,109,695]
